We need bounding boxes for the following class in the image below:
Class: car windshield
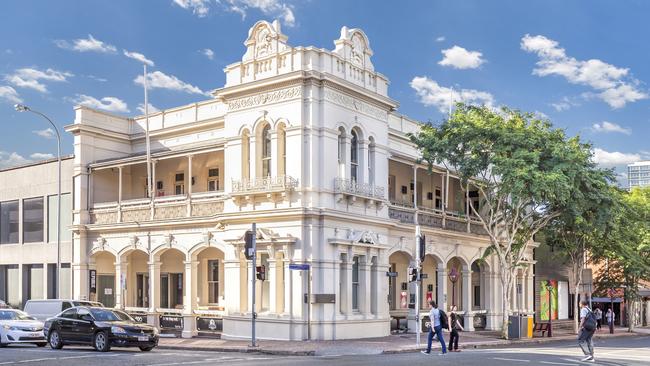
[89,309,133,322]
[0,310,35,320]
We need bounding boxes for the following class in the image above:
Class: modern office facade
[4,21,536,340]
[0,157,74,309]
[628,161,650,189]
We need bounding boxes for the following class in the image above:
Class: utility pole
[251,222,257,347]
[414,166,421,348]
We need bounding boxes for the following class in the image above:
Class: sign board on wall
[196,317,223,332]
[540,280,558,321]
[89,270,96,293]
[159,315,184,330]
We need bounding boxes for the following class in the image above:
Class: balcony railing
[231,175,298,194]
[388,201,487,236]
[89,191,226,225]
[334,178,385,200]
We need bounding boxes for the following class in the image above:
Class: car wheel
[93,331,111,352]
[139,346,154,352]
[49,330,63,349]
[37,343,47,347]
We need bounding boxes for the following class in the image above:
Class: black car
[44,306,159,352]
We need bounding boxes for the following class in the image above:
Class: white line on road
[492,357,531,362]
[540,361,579,365]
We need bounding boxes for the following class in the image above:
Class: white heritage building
[65,20,535,340]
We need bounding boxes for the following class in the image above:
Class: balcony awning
[89,140,225,170]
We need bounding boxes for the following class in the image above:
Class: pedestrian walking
[578,300,597,362]
[594,308,602,330]
[606,308,615,329]
[421,300,448,355]
[448,305,464,352]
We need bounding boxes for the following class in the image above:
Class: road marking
[540,361,579,365]
[492,357,531,362]
[17,359,54,363]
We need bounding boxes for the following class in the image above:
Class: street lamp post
[609,288,614,334]
[14,104,62,299]
[546,282,554,337]
[448,266,459,308]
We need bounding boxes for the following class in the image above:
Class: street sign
[386,271,398,277]
[420,273,429,279]
[289,263,310,271]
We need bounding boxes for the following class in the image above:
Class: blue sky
[1,0,649,185]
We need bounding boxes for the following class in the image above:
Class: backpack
[439,310,449,329]
[583,309,597,331]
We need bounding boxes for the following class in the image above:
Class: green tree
[543,176,617,334]
[410,104,600,339]
[594,187,650,331]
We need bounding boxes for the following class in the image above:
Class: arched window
[261,124,272,177]
[338,127,346,178]
[241,130,250,180]
[277,124,286,176]
[350,129,359,181]
[368,136,375,186]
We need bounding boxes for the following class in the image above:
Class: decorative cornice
[227,85,302,112]
[324,88,388,121]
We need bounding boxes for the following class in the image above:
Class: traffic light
[256,265,266,281]
[244,230,254,260]
[408,267,418,282]
[418,234,426,261]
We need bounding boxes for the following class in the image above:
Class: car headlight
[111,326,127,334]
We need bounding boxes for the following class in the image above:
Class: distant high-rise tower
[628,161,650,189]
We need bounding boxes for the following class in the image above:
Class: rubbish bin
[519,315,533,338]
[508,315,521,339]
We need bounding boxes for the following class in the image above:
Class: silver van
[23,300,104,321]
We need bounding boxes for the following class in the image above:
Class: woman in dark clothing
[448,306,464,352]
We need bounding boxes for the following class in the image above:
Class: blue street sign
[289,263,310,271]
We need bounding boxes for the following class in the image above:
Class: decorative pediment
[243,20,290,61]
[347,229,379,245]
[333,26,374,71]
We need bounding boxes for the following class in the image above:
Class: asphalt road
[0,335,648,365]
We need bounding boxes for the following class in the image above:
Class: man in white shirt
[421,300,448,355]
[578,300,595,362]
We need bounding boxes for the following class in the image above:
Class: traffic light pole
[251,222,257,347]
[414,165,420,349]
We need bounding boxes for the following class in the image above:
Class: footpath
[157,326,648,356]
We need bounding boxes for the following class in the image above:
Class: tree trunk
[573,290,579,334]
[628,300,635,332]
[500,270,513,339]
[572,258,583,334]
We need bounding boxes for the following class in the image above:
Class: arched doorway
[123,250,149,308]
[420,254,442,310]
[91,251,116,308]
[195,247,225,308]
[446,257,465,310]
[388,251,411,313]
[159,248,185,310]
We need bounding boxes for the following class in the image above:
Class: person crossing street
[578,300,597,362]
[448,305,464,352]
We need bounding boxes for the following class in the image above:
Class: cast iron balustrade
[334,178,385,200]
[387,200,487,236]
[230,175,298,194]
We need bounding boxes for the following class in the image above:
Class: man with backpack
[421,300,448,355]
[578,300,597,362]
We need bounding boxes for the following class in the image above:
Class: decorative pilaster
[114,261,128,309]
[462,268,475,331]
[182,260,199,338]
[437,263,448,311]
[147,261,161,327]
[361,256,372,316]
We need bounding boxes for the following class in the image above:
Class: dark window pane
[0,200,19,244]
[23,197,44,243]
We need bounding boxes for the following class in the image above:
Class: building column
[462,267,475,331]
[223,259,242,315]
[361,255,372,316]
[283,257,293,316]
[270,130,279,177]
[437,263,448,312]
[117,166,123,222]
[526,269,534,314]
[115,261,128,309]
[150,160,157,219]
[268,257,278,314]
[182,260,199,338]
[147,260,161,327]
[187,155,193,217]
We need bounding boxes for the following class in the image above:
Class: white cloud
[226,0,295,26]
[592,148,643,167]
[137,103,160,114]
[55,34,117,53]
[71,94,130,113]
[0,151,30,169]
[123,50,155,66]
[435,36,445,42]
[521,34,648,108]
[5,67,72,93]
[591,121,631,135]
[550,96,580,111]
[29,153,54,160]
[134,70,206,95]
[201,48,215,60]
[0,85,22,104]
[438,45,485,69]
[173,0,211,17]
[410,76,494,113]
[33,128,56,139]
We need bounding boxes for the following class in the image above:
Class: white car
[0,309,47,347]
